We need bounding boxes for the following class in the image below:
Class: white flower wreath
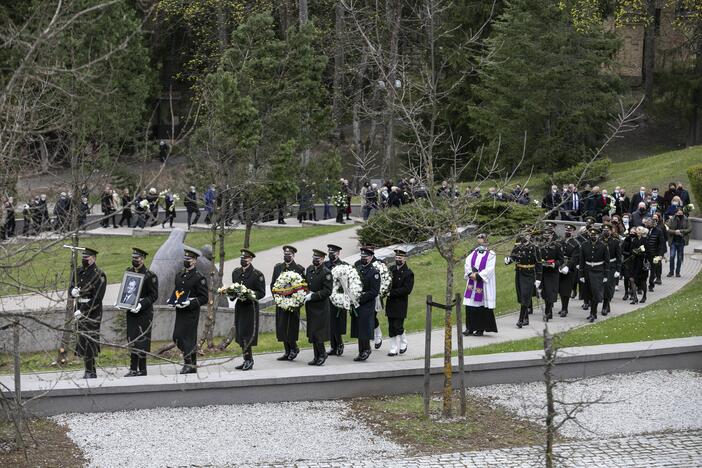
[217,282,256,301]
[272,270,308,311]
[330,264,362,310]
[373,260,391,297]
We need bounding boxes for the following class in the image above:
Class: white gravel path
[52,400,404,468]
[468,369,702,439]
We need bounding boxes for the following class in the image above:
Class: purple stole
[464,250,489,303]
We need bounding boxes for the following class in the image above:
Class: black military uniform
[351,247,381,361]
[601,224,622,315]
[558,225,581,317]
[507,236,542,328]
[354,248,385,349]
[645,221,667,292]
[386,249,414,356]
[231,249,266,370]
[626,230,649,304]
[576,217,596,308]
[170,247,209,374]
[539,233,564,321]
[124,248,159,377]
[325,244,348,356]
[305,249,333,366]
[69,248,107,379]
[579,228,610,322]
[271,246,306,361]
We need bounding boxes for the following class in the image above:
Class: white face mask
[652,192,658,197]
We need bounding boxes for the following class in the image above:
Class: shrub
[357,198,543,247]
[541,158,611,190]
[687,163,702,213]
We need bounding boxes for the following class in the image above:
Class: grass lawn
[464,270,702,357]
[351,391,552,455]
[0,224,351,296]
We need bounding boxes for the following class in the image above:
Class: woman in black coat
[385,250,414,356]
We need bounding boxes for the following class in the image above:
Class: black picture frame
[116,271,145,309]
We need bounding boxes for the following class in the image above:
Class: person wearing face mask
[351,247,381,361]
[644,217,666,292]
[69,247,107,379]
[631,202,649,228]
[677,182,691,206]
[542,185,562,220]
[579,227,609,323]
[505,230,542,328]
[557,224,580,317]
[538,228,564,321]
[325,244,348,356]
[230,249,266,370]
[666,208,690,278]
[649,187,665,212]
[123,248,159,377]
[663,182,678,209]
[169,247,209,374]
[353,246,385,349]
[463,235,497,337]
[601,223,621,316]
[304,250,333,365]
[664,196,683,220]
[621,214,631,234]
[630,186,647,214]
[386,249,415,353]
[272,246,306,362]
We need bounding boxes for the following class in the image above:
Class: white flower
[218,282,256,301]
[330,264,362,310]
[272,271,308,311]
[373,261,391,298]
[139,199,149,209]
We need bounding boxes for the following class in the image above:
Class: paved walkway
[4,241,700,388]
[287,430,702,468]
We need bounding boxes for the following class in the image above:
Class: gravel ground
[52,400,404,468]
[468,369,702,439]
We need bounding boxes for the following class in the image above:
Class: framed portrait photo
[116,271,145,309]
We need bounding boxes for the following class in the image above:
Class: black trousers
[118,211,132,227]
[388,317,404,337]
[330,333,343,350]
[187,210,200,226]
[358,339,371,352]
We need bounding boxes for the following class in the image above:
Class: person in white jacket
[462,233,498,336]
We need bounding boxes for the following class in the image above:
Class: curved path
[2,241,700,395]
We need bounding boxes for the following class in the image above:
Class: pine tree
[469,0,623,173]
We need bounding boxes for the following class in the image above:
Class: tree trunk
[332,1,346,139]
[642,0,656,105]
[56,232,79,366]
[244,219,253,249]
[200,206,221,349]
[442,247,454,417]
[688,27,702,147]
[299,0,308,26]
[38,136,50,174]
[544,325,556,468]
[382,0,402,178]
[216,4,229,53]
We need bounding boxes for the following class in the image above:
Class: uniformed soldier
[304,249,333,366]
[505,232,542,328]
[557,224,580,317]
[579,227,610,322]
[351,247,381,361]
[354,245,384,349]
[271,245,306,361]
[325,244,348,356]
[539,230,564,321]
[601,223,621,316]
[577,216,596,309]
[170,246,209,374]
[386,249,414,355]
[231,249,266,370]
[124,248,158,377]
[69,247,107,379]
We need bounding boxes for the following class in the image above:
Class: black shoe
[462,329,471,336]
[399,346,407,354]
[388,351,398,357]
[527,307,533,315]
[124,370,139,377]
[179,365,196,374]
[640,296,646,304]
[676,273,681,278]
[83,371,97,379]
[276,352,290,361]
[581,303,589,310]
[316,355,327,366]
[629,298,638,305]
[622,293,629,301]
[558,309,566,317]
[516,321,523,329]
[308,358,318,365]
[666,272,674,278]
[353,350,371,361]
[136,370,147,376]
[586,315,595,323]
[523,318,529,326]
[474,331,484,337]
[337,344,344,356]
[288,348,300,361]
[374,339,382,350]
[655,279,662,285]
[242,360,254,371]
[327,348,338,356]
[648,285,654,292]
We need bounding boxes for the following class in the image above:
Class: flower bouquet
[139,199,149,209]
[330,264,362,310]
[217,282,256,301]
[684,204,695,215]
[272,271,308,311]
[332,191,346,208]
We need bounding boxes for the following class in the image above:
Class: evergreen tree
[469,0,623,173]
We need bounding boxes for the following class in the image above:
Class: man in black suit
[385,249,414,356]
[542,185,562,220]
[561,185,582,221]
[630,186,647,213]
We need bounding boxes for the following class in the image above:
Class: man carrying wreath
[304,249,333,366]
[325,244,348,356]
[271,245,306,361]
[231,249,266,370]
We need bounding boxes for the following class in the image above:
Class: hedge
[541,158,611,189]
[687,163,702,213]
[357,198,543,247]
